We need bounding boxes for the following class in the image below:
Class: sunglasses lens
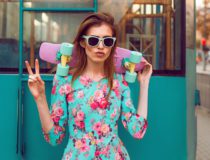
[88,37,99,46]
[104,38,115,47]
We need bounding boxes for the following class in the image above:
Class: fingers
[37,75,45,85]
[141,59,147,64]
[28,75,37,83]
[35,59,40,75]
[25,59,41,75]
[28,74,44,85]
[138,63,153,76]
[143,63,153,72]
[25,61,33,75]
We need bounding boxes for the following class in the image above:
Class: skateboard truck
[122,51,142,83]
[56,43,73,76]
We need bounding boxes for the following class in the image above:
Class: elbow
[131,121,148,139]
[133,121,147,139]
[132,129,147,139]
[52,132,66,146]
[44,132,65,146]
[48,134,65,146]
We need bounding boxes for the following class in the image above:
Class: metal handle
[21,88,25,156]
[16,89,20,154]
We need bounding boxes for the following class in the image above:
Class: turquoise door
[19,1,98,160]
[0,75,19,160]
[22,77,68,160]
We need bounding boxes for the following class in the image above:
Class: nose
[98,40,104,48]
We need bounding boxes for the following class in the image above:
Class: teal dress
[43,73,148,160]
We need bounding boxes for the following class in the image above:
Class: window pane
[0,2,19,73]
[24,0,93,8]
[98,0,182,71]
[23,12,91,74]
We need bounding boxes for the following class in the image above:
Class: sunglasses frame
[82,35,116,48]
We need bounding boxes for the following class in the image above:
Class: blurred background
[196,1,210,160]
[0,0,209,160]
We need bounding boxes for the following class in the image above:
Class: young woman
[25,12,152,160]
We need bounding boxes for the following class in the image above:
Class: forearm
[137,81,149,119]
[35,94,54,133]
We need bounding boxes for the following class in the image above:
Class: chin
[90,57,108,64]
[92,59,106,64]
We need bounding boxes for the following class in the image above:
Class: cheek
[105,48,112,57]
[85,46,94,56]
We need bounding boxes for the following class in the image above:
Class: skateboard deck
[39,42,147,74]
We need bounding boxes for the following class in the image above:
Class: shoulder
[114,73,123,81]
[114,73,129,87]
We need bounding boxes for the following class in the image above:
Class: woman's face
[81,23,114,65]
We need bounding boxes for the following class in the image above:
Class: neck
[83,60,105,79]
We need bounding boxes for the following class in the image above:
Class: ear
[80,40,86,48]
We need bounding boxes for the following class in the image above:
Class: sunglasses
[82,35,116,48]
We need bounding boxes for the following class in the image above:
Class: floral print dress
[43,73,148,160]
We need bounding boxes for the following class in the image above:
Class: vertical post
[155,5,161,69]
[18,0,24,158]
[122,18,126,48]
[93,0,98,12]
[2,3,7,38]
[204,0,207,38]
[165,0,173,69]
[19,0,23,76]
[30,13,35,67]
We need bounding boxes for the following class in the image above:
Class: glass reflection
[23,12,91,73]
[98,0,177,70]
[0,2,19,71]
[23,0,93,8]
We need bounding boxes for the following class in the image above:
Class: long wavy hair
[70,12,118,99]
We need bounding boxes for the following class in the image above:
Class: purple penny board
[39,42,147,73]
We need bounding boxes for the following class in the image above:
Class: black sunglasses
[82,35,116,48]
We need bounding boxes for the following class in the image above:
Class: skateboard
[39,42,147,83]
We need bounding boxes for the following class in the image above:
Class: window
[0,0,185,75]
[22,12,91,73]
[0,2,19,73]
[98,0,185,74]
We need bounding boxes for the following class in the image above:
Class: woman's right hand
[25,59,45,101]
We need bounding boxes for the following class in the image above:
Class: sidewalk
[196,62,210,75]
[196,63,210,111]
[196,106,210,160]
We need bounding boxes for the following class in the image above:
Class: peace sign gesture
[25,59,45,101]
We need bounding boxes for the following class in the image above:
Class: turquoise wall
[0,75,187,160]
[0,75,19,160]
[122,76,187,160]
[186,49,197,160]
[21,79,67,160]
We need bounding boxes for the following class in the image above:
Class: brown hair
[70,12,118,99]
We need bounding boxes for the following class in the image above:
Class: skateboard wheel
[125,71,137,83]
[60,43,73,56]
[56,63,69,76]
[129,51,142,64]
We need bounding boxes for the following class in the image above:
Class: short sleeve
[120,75,148,139]
[43,75,70,146]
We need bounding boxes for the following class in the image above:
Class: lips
[95,52,105,57]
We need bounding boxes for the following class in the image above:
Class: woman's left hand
[137,62,153,85]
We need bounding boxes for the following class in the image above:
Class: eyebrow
[89,35,113,38]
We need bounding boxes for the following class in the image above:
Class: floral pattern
[43,74,148,160]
